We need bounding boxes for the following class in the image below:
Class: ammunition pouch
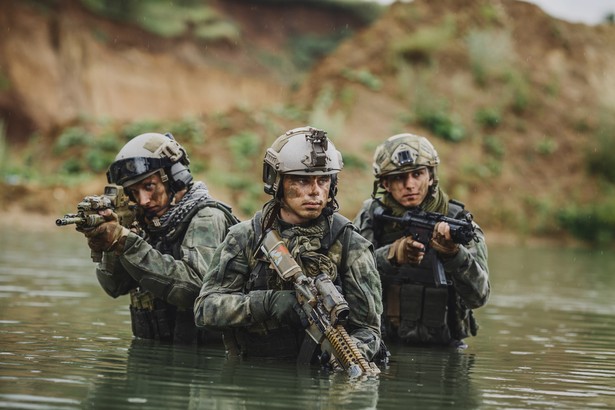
[129,288,209,344]
[388,282,452,345]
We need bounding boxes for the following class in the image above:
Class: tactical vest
[235,212,354,358]
[370,199,477,345]
[130,199,239,344]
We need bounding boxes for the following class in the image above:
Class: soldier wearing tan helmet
[194,126,386,366]
[78,132,239,344]
[353,133,490,348]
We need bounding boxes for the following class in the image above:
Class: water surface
[1,228,614,409]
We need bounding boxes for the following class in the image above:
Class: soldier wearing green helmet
[353,133,490,349]
[194,126,385,366]
[77,132,239,344]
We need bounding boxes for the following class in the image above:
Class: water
[1,228,614,409]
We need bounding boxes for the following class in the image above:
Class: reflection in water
[378,346,478,409]
[84,339,381,409]
[1,230,615,408]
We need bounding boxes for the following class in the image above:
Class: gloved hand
[387,236,425,266]
[249,290,308,329]
[83,211,129,254]
[430,222,459,256]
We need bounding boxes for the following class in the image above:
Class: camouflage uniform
[354,197,489,346]
[354,133,490,347]
[194,126,383,362]
[96,181,237,344]
[85,132,238,344]
[194,212,383,360]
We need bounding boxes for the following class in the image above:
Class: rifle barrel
[55,216,84,226]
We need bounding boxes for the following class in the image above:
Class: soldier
[353,133,490,349]
[79,132,238,344]
[194,126,383,364]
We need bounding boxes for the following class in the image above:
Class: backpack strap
[324,213,356,274]
[201,199,241,227]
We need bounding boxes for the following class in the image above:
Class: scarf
[146,181,210,238]
[260,200,337,289]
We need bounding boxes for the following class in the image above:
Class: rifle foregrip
[325,325,380,377]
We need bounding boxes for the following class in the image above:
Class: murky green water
[1,228,614,409]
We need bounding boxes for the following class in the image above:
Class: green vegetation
[535,136,558,156]
[223,131,265,215]
[586,116,615,183]
[391,17,456,65]
[0,69,11,91]
[79,0,240,42]
[558,195,615,246]
[482,135,505,159]
[308,87,346,137]
[412,104,466,143]
[341,69,382,91]
[475,108,501,129]
[466,29,515,86]
[290,32,352,70]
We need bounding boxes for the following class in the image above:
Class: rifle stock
[260,229,380,377]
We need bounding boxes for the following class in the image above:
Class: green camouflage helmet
[263,126,343,197]
[373,133,440,178]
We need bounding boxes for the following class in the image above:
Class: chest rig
[246,212,355,292]
[370,199,476,345]
[130,199,238,344]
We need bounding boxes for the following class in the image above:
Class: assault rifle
[56,184,136,262]
[260,229,381,378]
[373,207,477,287]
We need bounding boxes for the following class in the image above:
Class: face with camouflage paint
[126,173,172,218]
[382,167,433,208]
[280,174,331,224]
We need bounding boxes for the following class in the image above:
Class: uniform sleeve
[111,206,231,309]
[194,221,259,328]
[95,252,138,297]
[340,231,383,360]
[441,223,490,309]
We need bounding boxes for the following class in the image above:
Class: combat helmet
[372,133,440,194]
[106,132,192,193]
[263,126,343,199]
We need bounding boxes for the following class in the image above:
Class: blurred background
[1,0,615,247]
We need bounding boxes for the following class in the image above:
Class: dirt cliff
[1,0,615,244]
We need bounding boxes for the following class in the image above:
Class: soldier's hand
[84,211,129,254]
[249,290,307,329]
[430,222,459,256]
[387,236,425,266]
[267,290,308,329]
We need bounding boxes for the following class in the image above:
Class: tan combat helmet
[106,132,192,193]
[262,126,343,198]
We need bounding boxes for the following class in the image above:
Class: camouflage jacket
[95,193,235,310]
[194,213,383,360]
[353,198,490,310]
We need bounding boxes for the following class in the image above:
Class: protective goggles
[106,157,171,185]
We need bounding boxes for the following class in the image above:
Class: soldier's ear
[381,178,391,192]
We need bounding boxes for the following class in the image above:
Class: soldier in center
[194,126,383,365]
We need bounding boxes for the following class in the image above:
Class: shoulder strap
[447,199,470,219]
[251,211,263,240]
[326,213,356,273]
[201,198,241,226]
